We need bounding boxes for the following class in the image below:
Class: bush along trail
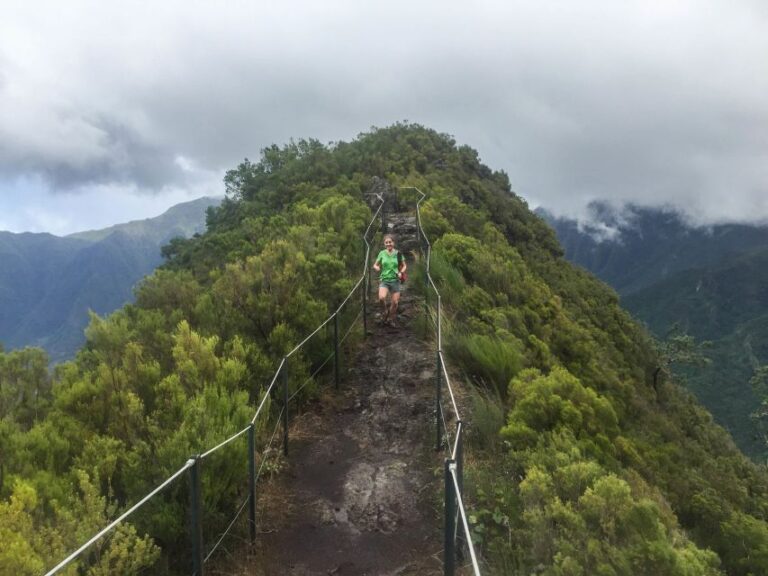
[254,210,446,575]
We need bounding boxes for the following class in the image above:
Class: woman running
[372,234,406,327]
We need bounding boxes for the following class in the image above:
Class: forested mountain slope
[0,232,89,347]
[622,249,768,458]
[543,204,768,295]
[2,125,768,575]
[545,207,768,459]
[0,196,219,362]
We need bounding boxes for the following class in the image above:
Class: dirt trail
[256,217,444,575]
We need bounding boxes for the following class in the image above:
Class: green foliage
[468,388,506,452]
[0,480,47,575]
[556,215,768,459]
[719,511,768,575]
[1,127,393,572]
[85,523,160,576]
[651,324,711,392]
[500,368,619,466]
[0,347,51,428]
[0,472,160,575]
[750,366,768,447]
[421,249,467,308]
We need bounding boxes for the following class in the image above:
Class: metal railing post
[436,350,443,451]
[363,261,368,337]
[455,421,465,558]
[248,424,257,545]
[189,455,204,576]
[425,246,431,289]
[456,422,464,495]
[282,359,289,456]
[444,459,456,576]
[437,296,442,347]
[334,312,340,389]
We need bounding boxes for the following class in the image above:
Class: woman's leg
[390,291,400,323]
[378,285,390,320]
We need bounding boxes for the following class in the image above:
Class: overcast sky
[1,0,766,234]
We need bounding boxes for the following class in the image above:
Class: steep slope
[0,232,89,345]
[8,231,161,362]
[622,249,768,456]
[623,248,768,341]
[0,196,219,362]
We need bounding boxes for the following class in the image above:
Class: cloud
[0,0,767,228]
[0,174,220,236]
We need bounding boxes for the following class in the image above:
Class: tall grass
[469,386,506,452]
[447,333,523,402]
[425,249,466,307]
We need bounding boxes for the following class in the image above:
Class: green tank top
[376,249,400,281]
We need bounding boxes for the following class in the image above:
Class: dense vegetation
[2,124,768,575]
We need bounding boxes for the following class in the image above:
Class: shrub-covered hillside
[1,124,767,575]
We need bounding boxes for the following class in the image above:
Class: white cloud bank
[1,0,766,232]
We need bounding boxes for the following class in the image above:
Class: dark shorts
[379,279,401,293]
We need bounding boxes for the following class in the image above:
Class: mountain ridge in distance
[0,196,222,363]
[67,195,221,243]
[539,202,768,295]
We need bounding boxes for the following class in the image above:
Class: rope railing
[252,356,286,425]
[256,407,285,482]
[44,196,384,576]
[204,495,251,563]
[404,185,482,576]
[201,401,287,565]
[288,350,335,403]
[200,425,251,460]
[439,401,454,454]
[451,464,482,574]
[440,351,461,419]
[43,459,195,576]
